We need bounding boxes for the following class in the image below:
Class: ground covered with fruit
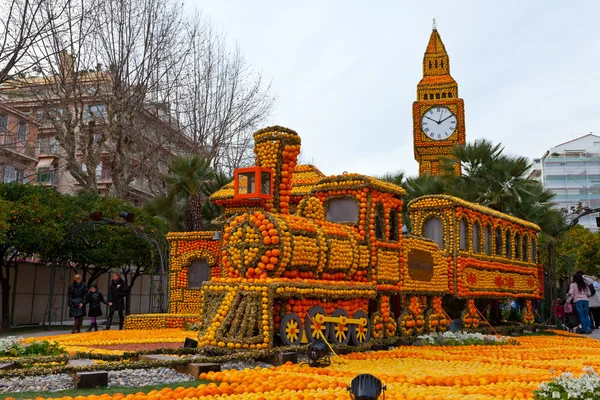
[4,331,600,399]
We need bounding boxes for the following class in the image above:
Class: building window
[85,104,105,121]
[423,217,444,249]
[3,165,21,183]
[435,93,440,99]
[0,115,7,132]
[389,209,399,242]
[448,92,453,98]
[374,203,384,240]
[17,121,27,141]
[435,59,438,68]
[495,227,502,256]
[522,235,528,262]
[484,224,491,255]
[459,218,468,251]
[440,59,444,68]
[326,198,359,223]
[472,221,481,253]
[423,94,428,100]
[38,137,58,154]
[531,238,537,263]
[505,230,512,258]
[95,164,102,179]
[429,60,432,69]
[37,167,55,184]
[514,233,521,259]
[442,93,447,99]
[188,259,210,288]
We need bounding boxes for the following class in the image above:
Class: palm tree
[163,156,215,231]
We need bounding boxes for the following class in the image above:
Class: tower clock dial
[421,106,457,141]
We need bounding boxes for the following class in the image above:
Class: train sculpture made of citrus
[193,126,542,350]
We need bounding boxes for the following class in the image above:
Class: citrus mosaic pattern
[24,334,600,400]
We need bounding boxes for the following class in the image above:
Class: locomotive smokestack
[253,126,301,214]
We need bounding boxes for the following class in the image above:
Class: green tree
[0,185,75,329]
[557,225,600,277]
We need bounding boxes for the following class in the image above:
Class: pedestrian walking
[106,273,128,330]
[567,272,593,334]
[84,284,108,332]
[68,274,87,334]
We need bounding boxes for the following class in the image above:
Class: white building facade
[529,134,600,232]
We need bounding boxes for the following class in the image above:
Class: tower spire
[432,18,437,30]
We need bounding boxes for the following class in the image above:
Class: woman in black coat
[84,284,108,331]
[106,273,128,330]
[68,274,87,333]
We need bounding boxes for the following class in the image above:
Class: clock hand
[423,116,440,124]
[439,115,454,124]
[437,109,444,123]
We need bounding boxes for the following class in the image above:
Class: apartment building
[0,104,40,185]
[529,133,600,232]
[0,70,197,204]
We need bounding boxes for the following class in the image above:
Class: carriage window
[459,218,468,251]
[531,238,537,263]
[522,235,528,262]
[484,225,491,255]
[188,259,210,288]
[472,221,481,253]
[495,227,502,256]
[423,217,444,249]
[505,230,512,259]
[514,233,521,259]
[389,209,399,242]
[326,198,359,223]
[375,203,384,240]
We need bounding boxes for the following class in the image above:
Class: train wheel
[305,306,330,342]
[330,308,350,345]
[280,313,303,346]
[349,310,370,345]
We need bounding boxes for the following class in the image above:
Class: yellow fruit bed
[23,329,193,355]
[19,333,600,400]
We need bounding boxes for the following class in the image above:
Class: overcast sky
[190,0,600,178]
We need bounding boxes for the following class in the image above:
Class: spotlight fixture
[596,216,600,228]
[183,338,198,348]
[119,211,135,223]
[347,374,386,400]
[307,339,330,367]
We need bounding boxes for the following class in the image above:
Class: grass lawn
[6,379,210,400]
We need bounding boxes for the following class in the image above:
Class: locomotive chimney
[253,126,301,214]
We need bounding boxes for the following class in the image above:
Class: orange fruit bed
[17,332,600,400]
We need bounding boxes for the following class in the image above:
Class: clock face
[421,106,457,141]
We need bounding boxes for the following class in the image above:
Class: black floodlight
[183,338,198,348]
[90,211,103,221]
[347,374,386,400]
[596,216,600,228]
[119,211,134,223]
[307,339,330,367]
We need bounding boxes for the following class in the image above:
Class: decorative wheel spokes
[280,313,303,346]
[305,306,330,342]
[349,310,370,345]
[330,308,350,345]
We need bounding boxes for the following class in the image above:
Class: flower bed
[8,333,600,399]
[415,331,519,346]
[535,366,600,399]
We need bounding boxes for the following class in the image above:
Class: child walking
[84,284,108,332]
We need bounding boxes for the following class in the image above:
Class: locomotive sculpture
[192,126,542,349]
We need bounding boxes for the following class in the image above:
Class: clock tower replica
[412,21,466,176]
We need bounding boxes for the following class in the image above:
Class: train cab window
[459,218,468,251]
[505,230,512,259]
[522,235,528,261]
[188,259,210,289]
[423,217,444,249]
[389,209,399,242]
[484,225,492,255]
[514,233,521,259]
[472,221,481,253]
[531,238,537,263]
[326,198,359,223]
[495,227,502,256]
[375,203,384,240]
